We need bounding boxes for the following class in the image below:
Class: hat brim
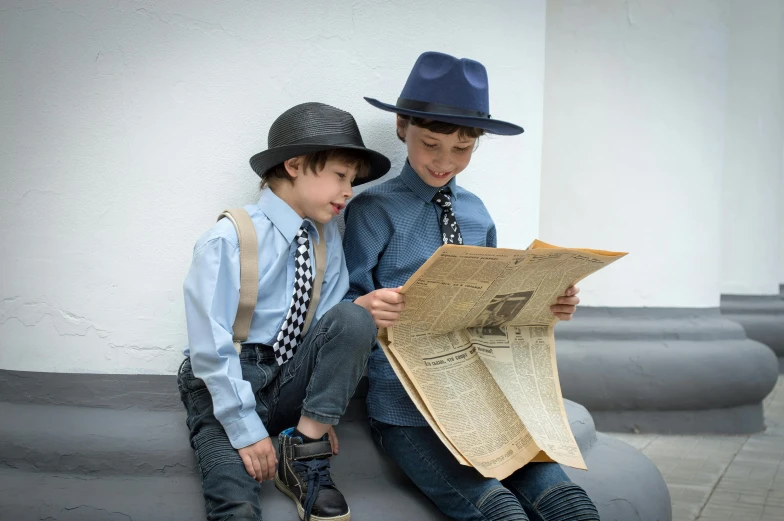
[364,97,524,136]
[250,143,391,186]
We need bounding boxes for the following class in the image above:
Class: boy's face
[400,120,476,188]
[286,157,357,224]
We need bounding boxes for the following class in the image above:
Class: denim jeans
[370,419,600,521]
[178,302,376,521]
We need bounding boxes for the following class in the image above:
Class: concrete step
[0,420,448,521]
[0,400,598,477]
[0,401,196,476]
[0,469,206,521]
[0,368,672,520]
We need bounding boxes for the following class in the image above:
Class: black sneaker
[275,428,350,521]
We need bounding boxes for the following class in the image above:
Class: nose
[344,185,353,199]
[433,149,451,170]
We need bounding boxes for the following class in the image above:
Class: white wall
[540,0,729,308]
[777,145,784,291]
[781,148,784,287]
[720,0,783,296]
[0,0,545,374]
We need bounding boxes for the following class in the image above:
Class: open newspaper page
[377,329,470,466]
[469,242,625,469]
[471,326,584,469]
[384,324,543,479]
[384,242,626,478]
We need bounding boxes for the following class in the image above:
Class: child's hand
[238,436,278,482]
[551,286,580,321]
[327,426,339,455]
[355,287,406,328]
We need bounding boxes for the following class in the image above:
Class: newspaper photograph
[380,240,627,480]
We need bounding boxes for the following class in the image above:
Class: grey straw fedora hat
[249,102,391,185]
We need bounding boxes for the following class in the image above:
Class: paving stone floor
[607,376,784,521]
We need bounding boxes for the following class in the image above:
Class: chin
[416,167,456,187]
[426,176,454,187]
[313,215,333,225]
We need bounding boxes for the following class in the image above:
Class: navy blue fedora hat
[364,51,524,136]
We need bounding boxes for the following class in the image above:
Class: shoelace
[291,457,335,521]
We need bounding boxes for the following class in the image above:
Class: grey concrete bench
[0,369,671,520]
[721,286,784,373]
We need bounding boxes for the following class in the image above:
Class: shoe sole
[274,474,351,521]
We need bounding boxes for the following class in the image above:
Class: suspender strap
[302,222,326,335]
[218,210,327,354]
[218,209,259,354]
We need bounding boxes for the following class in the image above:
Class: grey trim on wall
[721,290,784,373]
[555,307,779,434]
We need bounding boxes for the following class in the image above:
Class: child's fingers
[240,453,256,479]
[379,290,405,304]
[378,302,405,313]
[376,308,402,317]
[551,304,576,315]
[264,451,277,481]
[252,455,264,482]
[557,296,580,306]
[553,312,574,321]
[375,318,400,328]
[565,286,581,297]
[373,310,403,322]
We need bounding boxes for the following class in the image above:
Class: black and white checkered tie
[272,225,313,366]
[433,189,463,245]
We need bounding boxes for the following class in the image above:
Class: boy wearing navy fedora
[179,102,390,521]
[344,53,600,520]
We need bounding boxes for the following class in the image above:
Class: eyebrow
[335,167,359,181]
[421,131,474,145]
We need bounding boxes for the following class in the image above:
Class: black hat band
[395,98,491,119]
[283,132,363,147]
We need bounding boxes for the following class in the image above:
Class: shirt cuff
[223,412,268,449]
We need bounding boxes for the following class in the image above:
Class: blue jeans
[370,419,599,521]
[178,302,377,521]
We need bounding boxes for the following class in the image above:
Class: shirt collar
[399,160,459,203]
[257,189,320,244]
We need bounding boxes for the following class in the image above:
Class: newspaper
[379,240,627,480]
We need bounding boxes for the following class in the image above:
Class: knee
[535,483,599,521]
[326,302,377,347]
[477,487,528,521]
[193,428,244,478]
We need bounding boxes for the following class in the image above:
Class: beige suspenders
[218,208,326,354]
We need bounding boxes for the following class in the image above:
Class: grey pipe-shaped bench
[0,369,670,520]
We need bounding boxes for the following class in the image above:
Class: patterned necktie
[433,189,463,245]
[272,225,313,365]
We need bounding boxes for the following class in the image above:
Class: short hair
[396,115,485,143]
[260,148,372,190]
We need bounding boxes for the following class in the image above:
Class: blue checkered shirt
[343,161,497,426]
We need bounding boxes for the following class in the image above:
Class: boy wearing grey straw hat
[343,52,600,520]
[178,102,390,521]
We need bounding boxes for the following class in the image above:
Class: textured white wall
[0,0,545,374]
[720,0,783,296]
[541,0,729,308]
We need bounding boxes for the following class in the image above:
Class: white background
[0,0,546,373]
[1,0,781,375]
[541,0,783,307]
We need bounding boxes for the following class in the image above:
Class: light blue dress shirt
[343,161,497,426]
[183,189,349,448]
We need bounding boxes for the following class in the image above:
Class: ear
[396,115,408,142]
[284,156,303,178]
